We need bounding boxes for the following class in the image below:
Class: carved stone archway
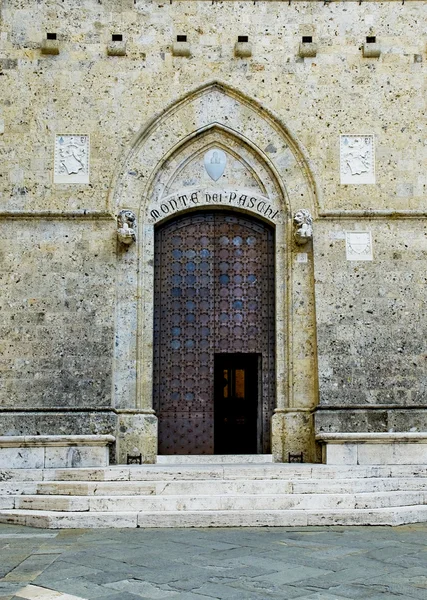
[111,82,319,463]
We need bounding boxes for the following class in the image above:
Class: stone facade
[0,0,426,463]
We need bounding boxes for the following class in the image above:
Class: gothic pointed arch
[112,81,319,464]
[109,80,319,220]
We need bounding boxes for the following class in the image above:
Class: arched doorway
[112,82,319,464]
[153,211,275,455]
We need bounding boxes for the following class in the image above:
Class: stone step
[3,463,427,529]
[2,464,427,482]
[1,505,427,528]
[156,454,274,464]
[292,477,427,494]
[3,476,427,497]
[7,490,426,513]
[41,479,291,497]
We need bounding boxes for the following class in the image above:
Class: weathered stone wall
[314,219,427,433]
[1,1,425,213]
[0,0,426,449]
[0,218,116,434]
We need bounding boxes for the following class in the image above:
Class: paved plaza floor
[0,523,426,600]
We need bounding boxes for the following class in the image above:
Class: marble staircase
[0,456,427,528]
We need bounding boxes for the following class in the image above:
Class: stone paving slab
[14,584,84,600]
[1,523,427,599]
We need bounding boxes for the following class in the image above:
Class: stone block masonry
[0,1,426,463]
[0,435,115,468]
[0,219,116,431]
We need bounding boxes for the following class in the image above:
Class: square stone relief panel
[340,135,375,185]
[54,134,90,184]
[345,231,373,261]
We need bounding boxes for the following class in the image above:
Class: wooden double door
[153,211,275,454]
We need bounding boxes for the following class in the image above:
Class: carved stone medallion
[204,148,227,181]
[54,134,90,184]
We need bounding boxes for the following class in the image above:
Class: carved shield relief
[204,149,227,181]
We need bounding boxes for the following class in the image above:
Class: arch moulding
[111,81,319,463]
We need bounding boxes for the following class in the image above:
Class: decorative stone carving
[148,189,281,225]
[340,135,375,184]
[54,135,90,183]
[117,210,137,245]
[345,231,373,261]
[293,209,313,245]
[204,149,227,181]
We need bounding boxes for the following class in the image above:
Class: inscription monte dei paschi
[148,189,281,224]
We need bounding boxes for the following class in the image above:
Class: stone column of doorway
[114,219,158,464]
[272,226,319,463]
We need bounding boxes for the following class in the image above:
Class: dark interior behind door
[214,354,259,454]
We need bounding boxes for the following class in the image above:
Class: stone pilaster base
[115,411,158,464]
[272,409,318,463]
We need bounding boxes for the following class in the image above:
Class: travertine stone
[0,435,115,447]
[115,413,157,464]
[314,216,427,434]
[172,41,191,57]
[0,412,117,438]
[44,446,109,469]
[298,42,317,58]
[42,466,130,482]
[0,448,44,469]
[41,39,59,55]
[322,443,358,466]
[129,465,224,480]
[273,410,317,464]
[317,433,427,465]
[358,444,427,465]
[362,43,381,58]
[0,1,424,215]
[0,435,114,468]
[0,497,14,509]
[234,41,252,58]
[2,461,427,527]
[0,0,426,469]
[107,41,127,57]
[0,214,115,437]
[15,495,91,512]
[156,454,273,464]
